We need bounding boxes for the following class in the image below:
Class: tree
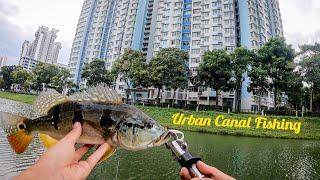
[198,49,233,109]
[258,37,295,109]
[12,68,33,91]
[299,54,320,112]
[247,51,269,112]
[0,78,5,89]
[230,47,254,112]
[111,49,148,102]
[32,62,60,92]
[50,68,73,93]
[148,48,189,102]
[297,42,320,112]
[287,72,305,110]
[0,65,19,90]
[112,49,149,87]
[82,59,113,86]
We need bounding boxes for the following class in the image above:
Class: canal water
[0,129,319,180]
[0,99,319,179]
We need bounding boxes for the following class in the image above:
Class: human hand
[15,122,110,180]
[180,161,235,180]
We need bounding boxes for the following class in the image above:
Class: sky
[0,0,320,66]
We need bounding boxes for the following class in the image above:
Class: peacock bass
[0,85,170,162]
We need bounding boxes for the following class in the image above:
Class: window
[183,17,191,23]
[183,41,190,46]
[191,58,201,63]
[224,11,233,18]
[193,24,201,29]
[202,37,209,43]
[203,28,209,33]
[183,33,190,38]
[203,20,209,25]
[213,17,221,24]
[213,35,222,41]
[224,28,234,34]
[225,37,234,43]
[191,49,201,55]
[223,4,232,10]
[192,40,201,45]
[226,46,234,52]
[183,25,191,30]
[193,16,201,21]
[192,32,200,37]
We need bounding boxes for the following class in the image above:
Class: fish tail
[0,111,33,154]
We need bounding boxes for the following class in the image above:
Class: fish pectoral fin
[98,146,116,164]
[39,133,58,148]
[7,130,33,154]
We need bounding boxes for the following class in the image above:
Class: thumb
[62,122,82,144]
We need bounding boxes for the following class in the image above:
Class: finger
[62,122,82,144]
[84,143,109,169]
[196,161,220,176]
[180,167,191,180]
[74,144,94,161]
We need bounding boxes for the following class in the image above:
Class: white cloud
[279,0,320,49]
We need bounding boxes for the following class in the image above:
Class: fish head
[115,106,170,151]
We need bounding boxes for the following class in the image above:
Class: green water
[89,131,320,180]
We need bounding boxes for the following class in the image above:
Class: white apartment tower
[69,0,154,85]
[69,0,284,111]
[20,26,62,70]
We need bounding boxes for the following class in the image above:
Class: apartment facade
[20,26,62,71]
[69,0,154,86]
[152,0,283,110]
[69,0,283,111]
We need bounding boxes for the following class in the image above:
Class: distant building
[20,26,62,70]
[0,56,7,68]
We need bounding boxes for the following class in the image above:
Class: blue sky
[0,0,320,66]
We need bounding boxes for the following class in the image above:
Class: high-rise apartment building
[69,0,283,111]
[69,0,154,85]
[20,26,62,70]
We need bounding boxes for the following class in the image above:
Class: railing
[135,101,320,118]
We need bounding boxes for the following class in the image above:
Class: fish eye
[127,123,133,128]
[17,123,26,130]
[146,123,153,129]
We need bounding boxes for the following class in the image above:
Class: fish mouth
[153,130,171,146]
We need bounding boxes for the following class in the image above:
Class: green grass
[138,106,320,140]
[0,91,319,140]
[0,91,36,104]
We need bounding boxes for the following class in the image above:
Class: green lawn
[0,91,36,104]
[0,91,319,140]
[138,106,320,140]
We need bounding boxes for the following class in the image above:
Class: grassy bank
[138,106,320,140]
[0,91,36,104]
[0,92,319,140]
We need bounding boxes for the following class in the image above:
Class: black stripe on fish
[100,109,114,129]
[51,106,60,130]
[73,104,84,125]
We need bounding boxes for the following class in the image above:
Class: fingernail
[73,122,81,129]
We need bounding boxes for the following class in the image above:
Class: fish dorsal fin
[39,133,58,148]
[69,84,123,105]
[35,89,69,115]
